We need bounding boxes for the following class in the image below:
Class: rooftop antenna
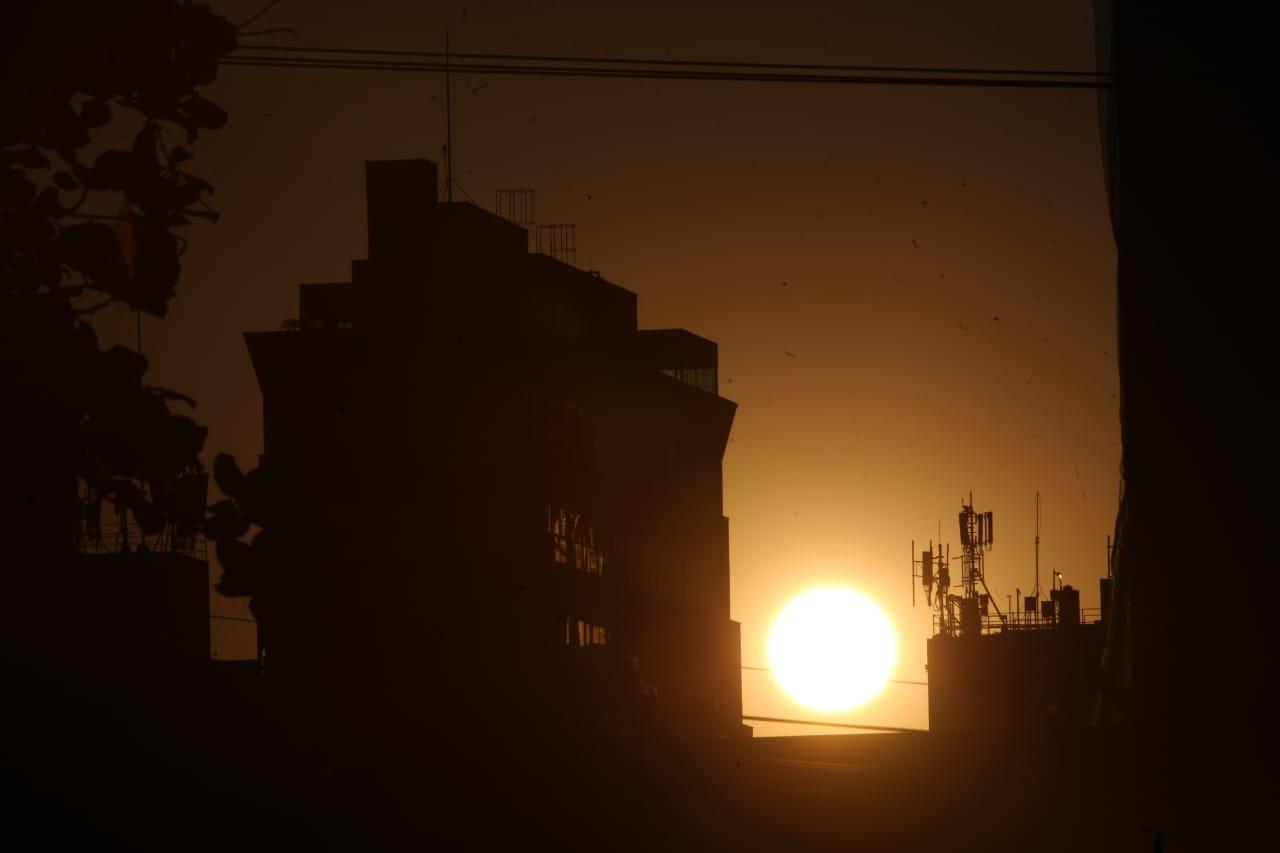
[1033,491,1042,601]
[910,539,946,611]
[444,30,454,203]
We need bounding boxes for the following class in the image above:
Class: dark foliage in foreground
[2,1,236,536]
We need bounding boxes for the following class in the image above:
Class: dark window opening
[548,505,604,575]
[563,616,609,646]
[659,366,717,395]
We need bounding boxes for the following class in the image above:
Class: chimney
[365,159,438,261]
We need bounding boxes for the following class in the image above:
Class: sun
[767,587,898,713]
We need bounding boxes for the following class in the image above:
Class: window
[563,616,609,647]
[547,505,604,575]
[659,366,717,395]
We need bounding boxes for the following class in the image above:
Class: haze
[91,0,1116,735]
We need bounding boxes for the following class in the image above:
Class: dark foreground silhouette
[5,3,1277,851]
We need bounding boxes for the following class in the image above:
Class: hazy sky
[97,0,1115,734]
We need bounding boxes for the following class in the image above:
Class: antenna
[444,30,453,202]
[911,539,940,609]
[1033,491,1042,600]
[911,495,1003,638]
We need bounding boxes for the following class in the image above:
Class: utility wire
[219,56,1110,89]
[743,715,925,733]
[233,43,1110,79]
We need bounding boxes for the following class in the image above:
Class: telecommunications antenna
[1033,491,1042,599]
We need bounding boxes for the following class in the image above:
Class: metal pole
[1034,490,1041,603]
[445,30,453,202]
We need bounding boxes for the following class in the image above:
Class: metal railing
[76,520,208,561]
[933,605,1103,637]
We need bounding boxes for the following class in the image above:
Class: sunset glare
[767,587,897,714]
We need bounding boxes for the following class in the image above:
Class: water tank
[1058,585,1081,628]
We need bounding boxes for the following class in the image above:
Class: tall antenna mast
[444,29,454,202]
[1033,491,1042,600]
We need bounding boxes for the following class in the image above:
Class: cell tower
[911,539,948,607]
[957,495,995,601]
[911,493,1004,637]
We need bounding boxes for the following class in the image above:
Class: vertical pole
[1034,490,1041,603]
[445,30,453,203]
[945,542,950,635]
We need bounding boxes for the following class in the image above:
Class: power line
[220,56,1109,89]
[742,665,927,686]
[233,43,1110,79]
[743,715,925,733]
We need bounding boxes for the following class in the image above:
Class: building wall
[246,159,743,740]
[927,622,1106,733]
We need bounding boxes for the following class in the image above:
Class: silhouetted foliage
[206,452,280,618]
[2,2,237,536]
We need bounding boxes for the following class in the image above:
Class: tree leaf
[9,147,49,169]
[184,96,228,132]
[83,150,134,191]
[81,99,111,128]
[213,452,246,497]
[205,499,250,541]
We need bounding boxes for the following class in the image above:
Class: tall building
[244,159,745,746]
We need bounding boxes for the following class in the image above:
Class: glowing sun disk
[768,587,897,713]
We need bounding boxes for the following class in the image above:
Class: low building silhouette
[56,478,213,672]
[243,158,746,752]
[914,500,1111,734]
[926,601,1107,733]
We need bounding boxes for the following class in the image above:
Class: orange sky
[95,0,1116,735]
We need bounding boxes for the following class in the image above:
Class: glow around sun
[768,587,898,713]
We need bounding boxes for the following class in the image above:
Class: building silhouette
[914,500,1111,733]
[926,599,1107,733]
[243,158,746,753]
[70,481,212,669]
